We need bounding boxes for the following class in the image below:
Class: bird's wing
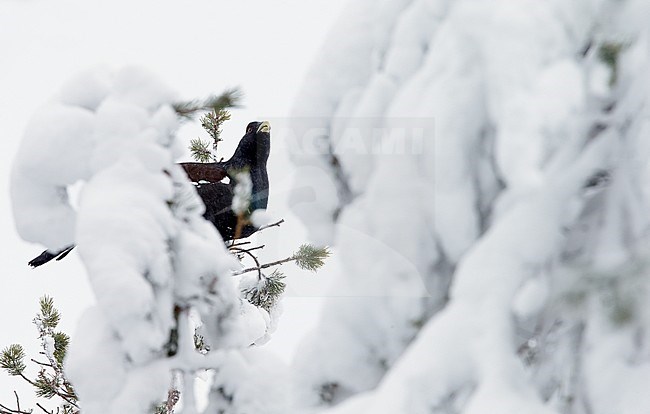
[179,162,228,183]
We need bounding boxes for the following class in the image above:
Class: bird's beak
[257,121,271,134]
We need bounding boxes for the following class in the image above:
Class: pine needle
[189,138,214,162]
[52,332,70,365]
[201,109,231,144]
[0,344,26,376]
[293,245,331,272]
[173,88,242,119]
[242,270,287,312]
[38,296,61,330]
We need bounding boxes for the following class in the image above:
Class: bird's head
[251,121,271,135]
[232,121,271,167]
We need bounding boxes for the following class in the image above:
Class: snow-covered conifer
[288,1,650,412]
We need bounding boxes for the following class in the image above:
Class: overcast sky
[0,0,347,405]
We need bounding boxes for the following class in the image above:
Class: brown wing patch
[179,162,228,183]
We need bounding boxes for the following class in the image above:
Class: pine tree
[177,90,330,413]
[0,296,78,414]
[10,68,330,413]
[184,108,330,316]
[287,1,650,413]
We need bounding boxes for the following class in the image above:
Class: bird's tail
[29,245,76,268]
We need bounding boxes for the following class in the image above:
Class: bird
[28,121,271,268]
[180,120,271,240]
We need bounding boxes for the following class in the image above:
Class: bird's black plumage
[28,121,271,268]
[28,245,74,268]
[187,120,271,240]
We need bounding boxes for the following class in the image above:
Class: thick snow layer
[205,349,289,414]
[11,104,95,248]
[10,67,178,250]
[323,135,613,414]
[250,209,275,228]
[65,307,131,413]
[12,66,281,413]
[288,0,650,412]
[11,67,184,412]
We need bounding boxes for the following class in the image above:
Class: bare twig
[30,359,53,368]
[56,394,78,409]
[0,403,31,414]
[0,392,31,414]
[239,245,265,253]
[233,256,296,276]
[36,403,52,414]
[18,373,37,388]
[230,219,284,246]
[257,219,285,232]
[231,247,262,279]
[231,245,265,256]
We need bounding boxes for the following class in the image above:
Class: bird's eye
[247,127,253,133]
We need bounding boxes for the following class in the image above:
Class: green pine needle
[181,89,241,163]
[173,88,242,119]
[0,344,26,376]
[598,42,623,68]
[243,270,287,312]
[194,332,210,353]
[598,41,627,86]
[53,331,70,365]
[0,296,79,411]
[39,295,61,329]
[293,245,331,272]
[62,405,76,414]
[201,109,230,143]
[189,138,214,162]
[204,88,243,112]
[34,373,57,398]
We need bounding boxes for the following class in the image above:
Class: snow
[249,209,274,228]
[231,171,252,215]
[11,66,286,412]
[287,0,395,244]
[288,165,341,245]
[11,104,95,248]
[56,68,112,111]
[318,134,613,414]
[2,0,347,411]
[11,67,181,412]
[65,308,130,412]
[7,0,650,412]
[205,349,289,414]
[287,0,650,412]
[584,314,650,414]
[512,277,550,320]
